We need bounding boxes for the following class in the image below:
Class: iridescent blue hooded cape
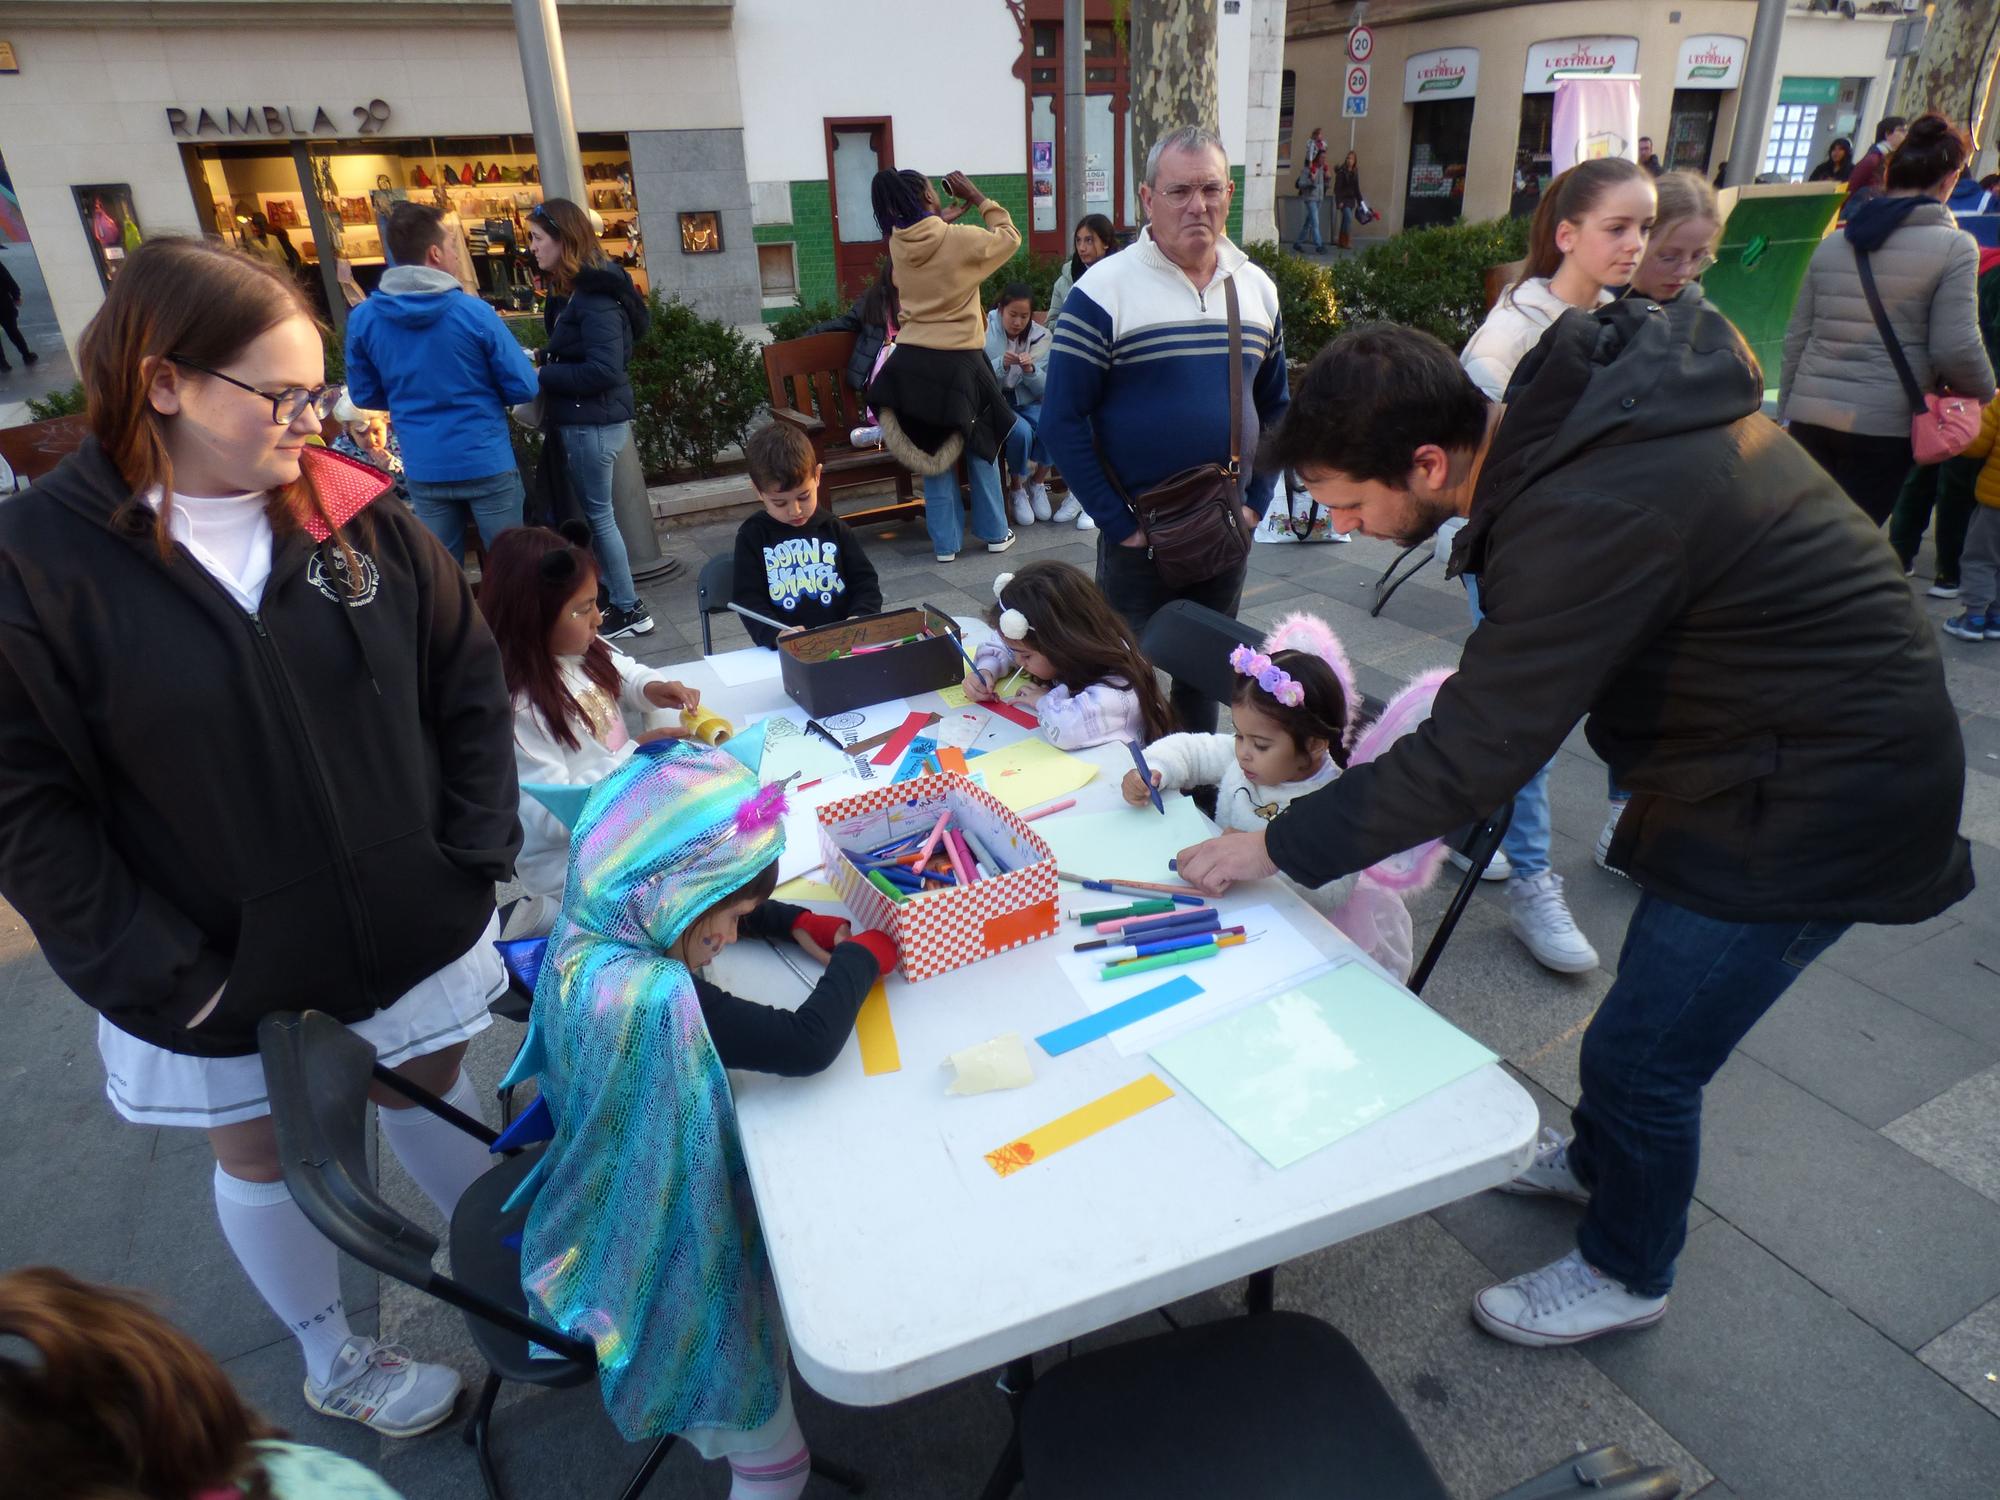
[498,740,789,1442]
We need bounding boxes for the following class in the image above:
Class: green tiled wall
[1228,165,1245,242]
[756,173,1038,322]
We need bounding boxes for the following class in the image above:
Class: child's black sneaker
[600,602,655,640]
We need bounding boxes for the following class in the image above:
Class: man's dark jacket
[1267,294,1971,925]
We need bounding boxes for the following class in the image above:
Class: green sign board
[1701,188,1844,399]
[1778,76,1841,106]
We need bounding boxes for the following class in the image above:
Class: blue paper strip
[1035,976,1205,1056]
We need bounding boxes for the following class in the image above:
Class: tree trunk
[1128,0,1220,217]
[1895,0,2000,142]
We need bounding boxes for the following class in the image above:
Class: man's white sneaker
[1509,871,1599,973]
[1028,482,1053,521]
[1473,1250,1667,1347]
[1448,846,1513,882]
[1075,509,1097,531]
[1495,1127,1590,1204]
[1593,798,1630,875]
[304,1336,461,1438]
[1008,489,1034,527]
[1052,494,1084,524]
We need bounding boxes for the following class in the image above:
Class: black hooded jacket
[1265,294,1971,926]
[0,441,521,1057]
[541,264,650,428]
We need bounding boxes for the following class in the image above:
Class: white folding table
[661,646,1540,1409]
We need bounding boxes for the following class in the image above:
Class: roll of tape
[680,706,734,745]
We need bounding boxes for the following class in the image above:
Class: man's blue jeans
[407,469,525,563]
[922,450,1009,557]
[1567,893,1848,1295]
[1464,575,1552,877]
[1292,197,1323,251]
[560,421,639,611]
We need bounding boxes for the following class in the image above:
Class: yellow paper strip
[984,1074,1174,1178]
[856,981,900,1076]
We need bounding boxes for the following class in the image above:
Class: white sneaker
[1927,580,1961,600]
[1472,1249,1667,1348]
[1075,509,1097,532]
[304,1336,461,1438]
[1593,798,1630,876]
[1009,489,1034,527]
[986,530,1018,554]
[1509,871,1599,973]
[1028,482,1052,521]
[1053,493,1084,524]
[1495,1127,1590,1204]
[934,551,957,564]
[1448,846,1512,882]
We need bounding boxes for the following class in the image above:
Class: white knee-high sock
[212,1164,352,1385]
[727,1414,810,1500]
[378,1069,494,1221]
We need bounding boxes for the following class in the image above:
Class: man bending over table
[1178,312,1971,1348]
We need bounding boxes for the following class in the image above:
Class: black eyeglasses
[167,356,343,427]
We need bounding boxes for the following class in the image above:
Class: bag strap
[1224,274,1243,500]
[1854,248,1927,415]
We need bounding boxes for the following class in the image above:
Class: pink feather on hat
[1262,611,1360,750]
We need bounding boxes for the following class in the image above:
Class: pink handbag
[1856,248,1983,463]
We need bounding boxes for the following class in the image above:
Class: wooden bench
[0,413,89,492]
[761,330,920,527]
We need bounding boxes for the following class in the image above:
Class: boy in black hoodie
[730,419,881,646]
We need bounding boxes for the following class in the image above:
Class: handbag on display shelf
[1856,248,1982,463]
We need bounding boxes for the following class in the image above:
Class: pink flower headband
[1229,645,1304,707]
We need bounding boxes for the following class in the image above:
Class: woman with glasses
[1624,171,1720,306]
[0,238,521,1440]
[524,198,655,640]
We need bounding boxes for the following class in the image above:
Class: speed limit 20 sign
[1347,24,1374,63]
[1344,62,1370,117]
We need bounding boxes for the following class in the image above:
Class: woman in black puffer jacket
[527,198,654,639]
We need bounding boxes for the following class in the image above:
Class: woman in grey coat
[1781,114,1995,525]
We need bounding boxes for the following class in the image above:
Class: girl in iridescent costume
[501,741,896,1496]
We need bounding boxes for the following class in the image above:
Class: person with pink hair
[1122,611,1447,979]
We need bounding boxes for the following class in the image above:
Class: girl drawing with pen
[1122,613,1449,982]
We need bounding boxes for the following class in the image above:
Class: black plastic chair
[258,1011,863,1500]
[697,552,735,655]
[1013,1311,1680,1500]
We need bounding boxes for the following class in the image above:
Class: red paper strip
[871,710,935,766]
[986,699,1040,730]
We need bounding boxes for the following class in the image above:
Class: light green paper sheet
[1031,796,1214,880]
[1149,965,1499,1169]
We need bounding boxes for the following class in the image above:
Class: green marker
[1077,899,1175,924]
[866,870,908,904]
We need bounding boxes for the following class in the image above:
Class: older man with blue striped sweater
[1041,127,1290,733]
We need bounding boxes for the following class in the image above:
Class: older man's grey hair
[1145,127,1229,187]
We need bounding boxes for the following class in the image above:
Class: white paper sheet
[708,646,784,687]
[1050,902,1335,1056]
[776,772,871,882]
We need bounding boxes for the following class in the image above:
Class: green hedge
[765,295,849,344]
[1240,242,1341,363]
[25,382,86,421]
[979,250,1067,318]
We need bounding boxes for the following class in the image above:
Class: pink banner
[1551,77,1641,173]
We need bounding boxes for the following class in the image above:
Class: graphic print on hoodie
[729,510,883,647]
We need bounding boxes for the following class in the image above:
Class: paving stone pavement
[4,494,1996,1500]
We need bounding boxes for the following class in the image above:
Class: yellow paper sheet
[773,876,842,902]
[971,737,1099,813]
[984,1074,1174,1177]
[856,981,900,1076]
[945,1033,1035,1095]
[937,683,973,709]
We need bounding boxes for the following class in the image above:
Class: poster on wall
[1032,174,1056,231]
[73,184,142,290]
[1032,140,1055,173]
[1551,76,1641,171]
[1084,169,1110,201]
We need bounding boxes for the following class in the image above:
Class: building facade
[0,0,1281,357]
[1282,0,1903,241]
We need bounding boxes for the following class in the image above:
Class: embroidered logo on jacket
[307,549,381,606]
[762,536,846,611]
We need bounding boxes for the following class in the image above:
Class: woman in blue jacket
[527,199,654,640]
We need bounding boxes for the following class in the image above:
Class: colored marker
[913,810,953,867]
[961,826,1010,874]
[1080,908,1222,946]
[866,870,909,904]
[1127,740,1165,814]
[1095,926,1248,965]
[942,829,973,886]
[1078,900,1176,925]
[727,601,791,633]
[1100,934,1247,980]
[926,602,990,686]
[1022,797,1076,822]
[1060,874,1205,907]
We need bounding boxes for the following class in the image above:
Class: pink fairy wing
[1351,667,1454,894]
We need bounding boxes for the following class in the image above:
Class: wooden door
[825,117,895,300]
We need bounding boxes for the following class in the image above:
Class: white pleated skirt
[98,914,505,1129]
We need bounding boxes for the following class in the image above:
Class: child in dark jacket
[730,419,882,647]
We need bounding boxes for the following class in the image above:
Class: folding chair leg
[614,1433,677,1500]
[1245,1267,1276,1315]
[811,1454,867,1493]
[974,1355,1034,1500]
[463,1371,506,1500]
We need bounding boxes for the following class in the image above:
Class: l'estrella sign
[1403,47,1480,103]
[1675,34,1745,90]
[1523,35,1639,94]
